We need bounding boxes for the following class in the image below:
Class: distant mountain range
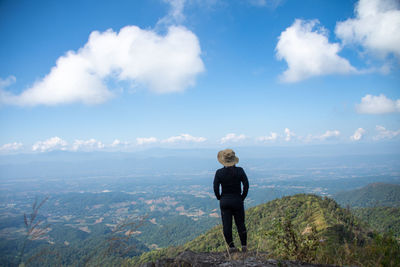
[1,145,400,179]
[334,183,400,238]
[334,183,400,208]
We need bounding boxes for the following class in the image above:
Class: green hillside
[182,194,364,251]
[334,183,400,208]
[353,207,400,238]
[131,194,400,266]
[333,183,400,238]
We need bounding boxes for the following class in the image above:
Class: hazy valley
[0,147,399,266]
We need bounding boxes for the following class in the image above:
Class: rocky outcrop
[139,250,337,267]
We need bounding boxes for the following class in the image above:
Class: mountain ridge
[334,183,400,208]
[131,194,384,266]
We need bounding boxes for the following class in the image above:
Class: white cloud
[336,0,400,58]
[374,125,400,140]
[162,133,206,143]
[110,139,130,147]
[249,0,267,6]
[301,130,340,143]
[72,139,105,151]
[276,19,356,82]
[0,76,17,104]
[1,25,204,106]
[356,94,400,114]
[351,128,366,141]
[158,0,186,26]
[257,132,278,142]
[136,137,158,145]
[0,75,16,88]
[248,0,283,8]
[317,130,341,140]
[32,137,68,152]
[284,128,295,141]
[220,133,246,144]
[111,139,122,147]
[0,142,23,152]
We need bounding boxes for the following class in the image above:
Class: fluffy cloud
[0,142,23,152]
[351,128,366,141]
[1,25,204,106]
[301,130,341,143]
[110,139,130,147]
[284,128,295,141]
[336,0,400,58]
[220,133,246,144]
[162,134,206,143]
[316,130,341,140]
[136,137,158,145]
[356,94,400,114]
[111,139,122,147]
[257,132,278,142]
[276,19,356,82]
[32,137,68,152]
[72,139,105,151]
[374,125,400,140]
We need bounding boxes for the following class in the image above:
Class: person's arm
[240,168,249,201]
[213,172,221,200]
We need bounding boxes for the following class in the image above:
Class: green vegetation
[334,183,400,237]
[353,207,400,238]
[266,214,320,262]
[18,196,50,266]
[2,182,399,266]
[138,215,218,247]
[334,183,400,208]
[0,212,149,267]
[130,194,400,266]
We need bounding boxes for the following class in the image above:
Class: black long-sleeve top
[213,166,249,200]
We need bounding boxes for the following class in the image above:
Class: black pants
[220,196,247,247]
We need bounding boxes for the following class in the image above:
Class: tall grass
[18,196,49,266]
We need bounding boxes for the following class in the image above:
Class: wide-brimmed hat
[217,149,239,167]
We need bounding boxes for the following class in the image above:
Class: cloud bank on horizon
[2,124,400,153]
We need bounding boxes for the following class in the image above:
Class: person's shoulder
[235,166,247,175]
[215,167,224,175]
[235,166,244,171]
[216,167,225,174]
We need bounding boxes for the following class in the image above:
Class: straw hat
[217,149,239,167]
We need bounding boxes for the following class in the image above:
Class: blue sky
[0,0,399,153]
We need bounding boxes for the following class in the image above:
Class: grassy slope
[132,194,367,264]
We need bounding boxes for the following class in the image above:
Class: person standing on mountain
[213,149,249,253]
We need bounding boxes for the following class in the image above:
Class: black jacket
[213,166,249,201]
